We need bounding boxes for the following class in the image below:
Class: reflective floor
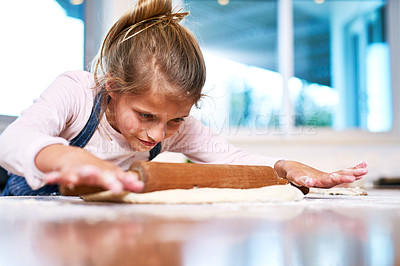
[0,189,399,266]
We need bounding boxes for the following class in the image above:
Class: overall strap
[149,142,162,161]
[69,93,103,148]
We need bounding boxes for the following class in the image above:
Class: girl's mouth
[139,139,157,147]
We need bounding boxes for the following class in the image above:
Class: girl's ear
[105,79,117,99]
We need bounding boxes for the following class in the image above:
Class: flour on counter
[309,186,367,196]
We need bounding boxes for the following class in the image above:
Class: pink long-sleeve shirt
[0,71,279,189]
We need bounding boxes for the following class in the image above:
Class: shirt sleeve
[0,71,93,189]
[161,116,280,167]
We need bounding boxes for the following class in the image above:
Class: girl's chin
[130,143,152,152]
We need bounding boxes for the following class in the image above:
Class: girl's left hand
[274,160,368,188]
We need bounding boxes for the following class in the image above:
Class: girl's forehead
[120,92,193,116]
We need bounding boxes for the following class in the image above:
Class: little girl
[0,0,367,196]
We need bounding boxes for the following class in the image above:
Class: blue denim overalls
[2,94,161,196]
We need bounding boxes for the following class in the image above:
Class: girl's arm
[35,144,144,192]
[0,72,86,189]
[164,117,368,188]
[0,71,143,192]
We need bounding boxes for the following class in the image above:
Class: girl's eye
[139,113,154,120]
[171,117,184,123]
[167,118,184,129]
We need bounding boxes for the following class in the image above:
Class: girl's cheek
[164,132,174,139]
[164,125,181,138]
[122,114,140,131]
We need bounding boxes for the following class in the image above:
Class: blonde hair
[92,0,206,107]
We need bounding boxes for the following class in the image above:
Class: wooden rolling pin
[60,161,309,196]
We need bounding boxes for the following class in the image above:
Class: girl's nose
[146,124,165,142]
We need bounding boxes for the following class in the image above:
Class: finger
[330,172,356,184]
[76,165,127,192]
[353,161,368,179]
[332,167,368,182]
[99,171,123,193]
[118,171,144,192]
[335,168,368,178]
[354,161,368,169]
[354,168,368,179]
[76,165,103,185]
[45,166,125,192]
[45,166,96,185]
[44,171,79,185]
[344,161,368,176]
[44,171,62,184]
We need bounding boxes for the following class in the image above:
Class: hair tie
[121,11,188,43]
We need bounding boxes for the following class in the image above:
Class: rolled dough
[81,185,304,204]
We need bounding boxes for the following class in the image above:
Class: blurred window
[0,0,84,117]
[185,0,391,133]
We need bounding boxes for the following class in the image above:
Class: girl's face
[107,90,193,152]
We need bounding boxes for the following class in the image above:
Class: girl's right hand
[35,144,144,193]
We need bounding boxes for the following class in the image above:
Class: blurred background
[0,0,399,186]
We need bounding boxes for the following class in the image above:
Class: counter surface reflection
[0,189,399,266]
